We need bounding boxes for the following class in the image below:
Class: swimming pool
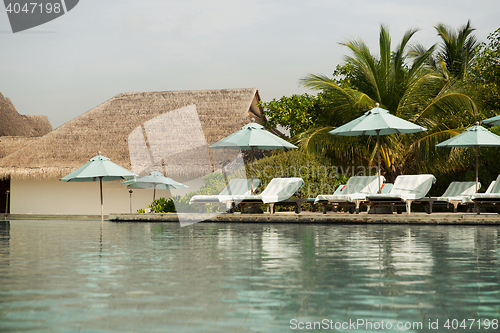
[0,221,498,332]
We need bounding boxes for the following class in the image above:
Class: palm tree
[434,20,479,79]
[299,24,481,181]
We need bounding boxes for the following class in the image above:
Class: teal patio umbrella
[329,103,427,193]
[209,119,297,193]
[60,152,136,221]
[121,170,188,201]
[481,115,500,126]
[436,122,500,192]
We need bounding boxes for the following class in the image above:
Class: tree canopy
[467,28,500,113]
[261,22,499,183]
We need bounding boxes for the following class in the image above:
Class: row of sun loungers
[314,175,437,214]
[190,178,305,213]
[189,175,500,215]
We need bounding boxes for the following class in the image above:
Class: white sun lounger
[229,177,305,214]
[189,178,261,213]
[485,180,497,194]
[314,175,385,214]
[472,175,500,214]
[416,181,480,213]
[366,174,436,215]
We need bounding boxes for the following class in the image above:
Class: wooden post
[129,190,133,213]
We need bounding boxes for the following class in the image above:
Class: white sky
[1,0,499,128]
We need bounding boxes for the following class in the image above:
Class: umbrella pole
[251,147,255,194]
[100,177,104,222]
[476,146,479,193]
[377,131,381,194]
[153,184,156,201]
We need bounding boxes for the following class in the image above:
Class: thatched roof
[0,136,40,159]
[23,115,53,136]
[0,92,52,137]
[0,88,264,180]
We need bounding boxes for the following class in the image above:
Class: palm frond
[294,126,374,169]
[301,74,375,123]
[405,129,473,174]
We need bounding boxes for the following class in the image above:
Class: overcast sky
[1,0,499,129]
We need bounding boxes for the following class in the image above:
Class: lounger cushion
[314,175,384,203]
[368,174,436,201]
[190,178,261,204]
[472,193,500,200]
[232,177,304,204]
[433,181,479,203]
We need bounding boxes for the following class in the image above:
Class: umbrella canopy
[121,171,188,201]
[209,119,297,150]
[436,122,500,191]
[481,115,500,126]
[209,119,297,193]
[60,152,136,220]
[330,104,427,136]
[329,103,427,192]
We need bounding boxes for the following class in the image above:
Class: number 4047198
[5,2,62,14]
[444,319,498,330]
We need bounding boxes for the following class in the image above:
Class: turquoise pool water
[0,221,498,332]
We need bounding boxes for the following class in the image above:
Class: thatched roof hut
[0,92,52,137]
[0,88,265,180]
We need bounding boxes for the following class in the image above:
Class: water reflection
[0,221,9,267]
[0,221,498,332]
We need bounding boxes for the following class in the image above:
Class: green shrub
[149,197,177,213]
[248,149,348,199]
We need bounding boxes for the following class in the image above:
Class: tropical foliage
[260,93,330,137]
[467,27,500,113]
[262,22,498,183]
